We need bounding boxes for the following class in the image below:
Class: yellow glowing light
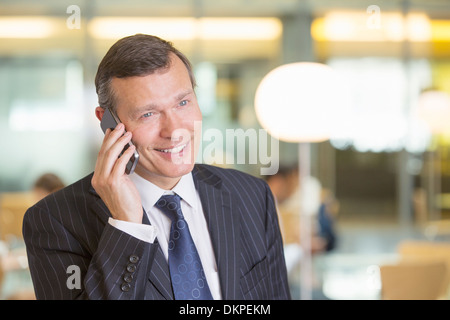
[0,17,58,38]
[88,17,195,40]
[311,12,431,42]
[199,18,282,40]
[431,20,450,42]
[89,17,282,41]
[408,14,432,42]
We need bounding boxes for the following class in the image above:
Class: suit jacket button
[129,254,139,263]
[121,283,131,292]
[126,263,137,273]
[123,273,133,283]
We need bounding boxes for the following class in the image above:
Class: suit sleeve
[23,204,154,300]
[263,181,292,300]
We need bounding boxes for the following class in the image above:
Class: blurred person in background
[264,165,299,243]
[266,166,338,300]
[265,165,338,253]
[317,188,339,252]
[32,173,65,202]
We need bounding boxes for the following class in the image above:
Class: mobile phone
[100,108,139,175]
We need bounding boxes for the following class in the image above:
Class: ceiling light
[0,16,57,38]
[89,17,281,41]
[89,17,195,40]
[199,18,281,40]
[311,12,431,42]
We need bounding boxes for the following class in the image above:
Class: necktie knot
[156,194,183,222]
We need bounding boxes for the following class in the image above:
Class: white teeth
[158,144,186,153]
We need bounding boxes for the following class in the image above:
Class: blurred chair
[0,193,36,299]
[379,260,447,300]
[397,240,450,299]
[0,192,35,243]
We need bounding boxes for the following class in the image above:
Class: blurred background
[1,0,450,300]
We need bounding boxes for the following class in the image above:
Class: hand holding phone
[93,107,143,224]
[100,108,139,175]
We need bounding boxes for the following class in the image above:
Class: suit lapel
[193,165,241,300]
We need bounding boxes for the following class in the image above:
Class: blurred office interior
[1,0,450,300]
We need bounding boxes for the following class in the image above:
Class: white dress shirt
[108,172,222,300]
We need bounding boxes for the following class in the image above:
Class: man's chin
[163,162,194,177]
[135,162,195,180]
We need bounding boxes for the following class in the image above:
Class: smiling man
[23,34,291,300]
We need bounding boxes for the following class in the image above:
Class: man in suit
[22,34,291,300]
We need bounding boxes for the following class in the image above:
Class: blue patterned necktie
[156,194,213,300]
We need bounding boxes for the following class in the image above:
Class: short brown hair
[95,34,196,112]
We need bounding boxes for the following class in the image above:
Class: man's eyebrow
[128,90,194,118]
[175,89,194,101]
[129,104,157,118]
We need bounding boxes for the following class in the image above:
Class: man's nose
[160,113,183,141]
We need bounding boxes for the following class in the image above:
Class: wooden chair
[379,260,447,300]
[0,192,35,242]
[397,240,450,299]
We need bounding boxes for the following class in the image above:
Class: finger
[92,124,129,193]
[100,131,133,174]
[94,128,112,168]
[96,125,124,170]
[95,127,131,177]
[111,143,136,177]
[100,123,125,152]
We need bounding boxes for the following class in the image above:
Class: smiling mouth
[154,143,188,154]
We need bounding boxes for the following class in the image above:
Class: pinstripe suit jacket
[23,164,291,300]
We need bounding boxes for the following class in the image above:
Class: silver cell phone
[100,108,139,175]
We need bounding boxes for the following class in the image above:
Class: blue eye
[142,112,154,118]
[179,100,188,107]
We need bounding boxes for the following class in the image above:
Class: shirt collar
[172,172,197,210]
[129,172,197,211]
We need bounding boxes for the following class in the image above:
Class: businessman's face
[111,53,202,189]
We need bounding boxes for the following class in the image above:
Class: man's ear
[95,106,105,121]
